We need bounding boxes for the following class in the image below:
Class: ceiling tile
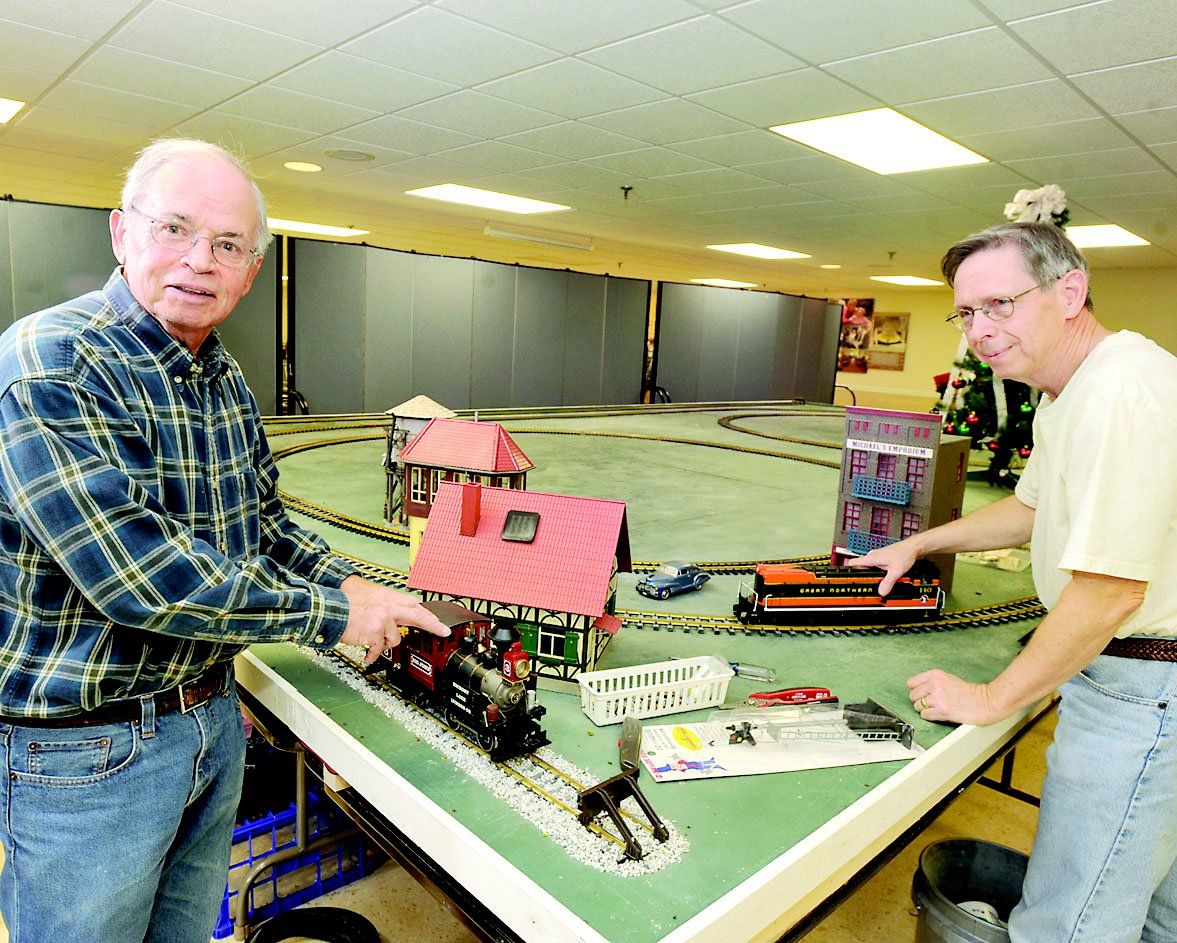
[110,2,322,81]
[0,64,58,102]
[1064,170,1177,200]
[985,0,1114,20]
[585,147,719,178]
[797,175,924,201]
[898,162,1040,194]
[479,59,665,119]
[431,140,559,174]
[645,185,820,211]
[272,53,456,114]
[220,85,381,135]
[175,111,317,157]
[499,122,646,160]
[399,91,561,139]
[903,80,1099,138]
[1115,107,1177,146]
[0,18,91,73]
[0,126,128,161]
[339,115,480,155]
[70,47,251,109]
[720,0,989,62]
[582,16,804,95]
[1070,57,1177,117]
[0,0,140,40]
[959,117,1133,162]
[1149,142,1177,167]
[341,7,558,87]
[824,28,1053,102]
[686,69,877,126]
[1009,0,1177,73]
[653,167,783,192]
[583,99,748,145]
[435,0,698,54]
[38,81,197,128]
[169,0,416,46]
[17,103,168,146]
[672,130,810,164]
[1007,147,1164,182]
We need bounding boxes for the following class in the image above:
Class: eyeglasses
[125,205,260,270]
[945,283,1048,332]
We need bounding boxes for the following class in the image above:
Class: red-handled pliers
[747,687,839,706]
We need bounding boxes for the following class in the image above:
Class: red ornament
[952,377,967,389]
[965,412,979,426]
[1019,446,1032,458]
[987,440,1001,452]
[945,423,956,434]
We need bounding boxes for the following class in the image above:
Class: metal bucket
[911,839,1028,943]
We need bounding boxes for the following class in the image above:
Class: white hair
[120,138,273,256]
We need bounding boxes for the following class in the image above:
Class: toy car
[636,562,710,600]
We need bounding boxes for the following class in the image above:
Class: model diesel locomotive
[365,599,549,761]
[734,562,943,625]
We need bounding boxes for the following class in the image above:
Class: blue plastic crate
[213,790,377,940]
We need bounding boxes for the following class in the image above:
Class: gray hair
[941,222,1093,312]
[121,138,273,256]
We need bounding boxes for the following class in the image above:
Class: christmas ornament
[952,377,966,389]
[966,412,979,426]
[1020,402,1033,413]
[987,440,1001,452]
[1019,446,1032,458]
[945,423,956,434]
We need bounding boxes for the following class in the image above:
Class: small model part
[729,661,776,682]
[635,561,710,600]
[578,716,669,861]
[727,721,756,745]
[844,699,915,749]
[748,686,838,707]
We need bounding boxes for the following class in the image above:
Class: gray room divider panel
[292,239,649,413]
[657,282,837,403]
[214,250,277,414]
[0,204,13,329]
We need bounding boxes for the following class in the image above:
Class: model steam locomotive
[365,599,549,761]
[734,562,943,625]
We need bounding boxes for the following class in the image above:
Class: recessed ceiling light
[267,217,369,238]
[707,243,810,260]
[324,149,375,162]
[870,275,944,287]
[283,161,322,173]
[1065,224,1149,248]
[770,108,987,175]
[0,97,25,124]
[691,278,757,289]
[406,184,571,215]
[820,264,842,270]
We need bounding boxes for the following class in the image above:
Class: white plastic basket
[577,655,734,726]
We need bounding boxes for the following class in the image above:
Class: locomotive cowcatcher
[365,599,549,761]
[734,561,943,625]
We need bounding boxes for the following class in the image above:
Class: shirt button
[174,376,183,384]
[315,635,325,644]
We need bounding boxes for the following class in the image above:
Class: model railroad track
[619,596,1046,636]
[717,412,846,450]
[327,647,658,856]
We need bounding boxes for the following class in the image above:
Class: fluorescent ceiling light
[0,97,25,123]
[483,224,593,251]
[268,217,369,238]
[820,264,842,269]
[283,161,322,173]
[691,278,757,289]
[406,184,570,215]
[870,275,943,287]
[1065,224,1149,248]
[707,243,810,260]
[770,108,988,175]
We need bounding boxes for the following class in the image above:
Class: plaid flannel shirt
[0,270,354,717]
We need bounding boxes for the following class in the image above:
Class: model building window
[870,506,891,537]
[537,624,565,661]
[877,453,897,479]
[429,469,442,501]
[901,511,922,538]
[409,467,426,503]
[906,457,928,492]
[843,501,861,531]
[849,449,869,482]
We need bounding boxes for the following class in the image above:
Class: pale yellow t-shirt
[1015,331,1177,638]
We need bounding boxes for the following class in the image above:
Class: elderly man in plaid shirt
[0,138,449,943]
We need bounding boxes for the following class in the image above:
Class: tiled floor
[271,709,1055,943]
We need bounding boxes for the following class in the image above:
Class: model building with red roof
[398,417,535,562]
[408,481,631,688]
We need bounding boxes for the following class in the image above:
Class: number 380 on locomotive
[733,562,944,624]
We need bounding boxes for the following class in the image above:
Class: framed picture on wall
[868,313,909,371]
[837,298,874,373]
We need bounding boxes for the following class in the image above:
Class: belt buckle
[178,675,213,714]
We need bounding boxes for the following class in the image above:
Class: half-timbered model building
[407,481,631,690]
[382,395,456,524]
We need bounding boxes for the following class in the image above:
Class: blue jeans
[0,682,245,943]
[1010,654,1177,943]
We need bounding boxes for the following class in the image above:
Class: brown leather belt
[1103,636,1177,663]
[0,663,231,728]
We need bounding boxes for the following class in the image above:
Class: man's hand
[907,668,1001,726]
[339,575,450,665]
[846,537,921,596]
